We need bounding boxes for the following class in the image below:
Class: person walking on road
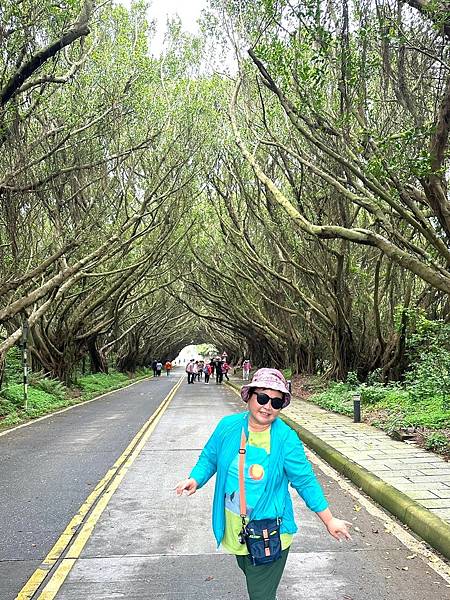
[176,368,351,600]
[222,360,231,382]
[164,360,172,376]
[156,361,162,377]
[214,357,223,384]
[185,359,195,384]
[242,359,252,381]
[151,359,157,377]
[198,360,204,381]
[204,362,212,384]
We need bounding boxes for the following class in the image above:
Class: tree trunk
[87,336,108,374]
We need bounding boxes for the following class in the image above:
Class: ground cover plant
[0,359,150,430]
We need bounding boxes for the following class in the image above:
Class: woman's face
[247,387,283,430]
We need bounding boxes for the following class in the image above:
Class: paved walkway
[284,396,450,523]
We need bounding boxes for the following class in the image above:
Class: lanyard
[238,428,247,528]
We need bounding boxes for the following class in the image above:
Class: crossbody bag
[238,428,282,566]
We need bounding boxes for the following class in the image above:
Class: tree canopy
[0,0,449,383]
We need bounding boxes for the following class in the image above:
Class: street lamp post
[353,393,361,423]
[21,319,29,411]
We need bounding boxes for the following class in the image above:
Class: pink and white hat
[240,368,291,409]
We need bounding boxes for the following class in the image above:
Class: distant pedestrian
[185,359,195,384]
[204,362,212,384]
[222,361,230,382]
[242,360,252,381]
[176,368,351,600]
[151,359,157,377]
[156,361,162,376]
[165,361,172,376]
[214,357,223,384]
[198,360,204,381]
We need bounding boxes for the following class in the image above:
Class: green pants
[235,548,290,600]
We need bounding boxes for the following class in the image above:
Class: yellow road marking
[15,376,183,600]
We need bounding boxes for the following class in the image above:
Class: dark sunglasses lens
[271,396,284,410]
[256,393,270,406]
[256,393,283,410]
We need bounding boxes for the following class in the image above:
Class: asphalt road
[0,374,179,600]
[1,374,449,600]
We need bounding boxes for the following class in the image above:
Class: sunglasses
[255,392,284,410]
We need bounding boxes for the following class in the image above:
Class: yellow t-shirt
[221,427,293,555]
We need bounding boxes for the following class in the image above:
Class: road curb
[282,413,450,560]
[225,380,450,560]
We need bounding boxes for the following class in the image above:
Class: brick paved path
[230,374,450,524]
[285,398,450,522]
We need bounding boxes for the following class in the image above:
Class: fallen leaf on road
[406,554,417,560]
[353,504,362,512]
[205,576,214,581]
[401,566,409,571]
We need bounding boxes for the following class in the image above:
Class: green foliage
[313,382,354,416]
[0,370,149,430]
[359,383,388,405]
[311,378,450,433]
[76,371,132,394]
[29,374,67,400]
[3,348,23,385]
[0,384,71,419]
[282,368,292,380]
[404,315,450,410]
[424,432,449,453]
[196,343,218,357]
[345,371,359,387]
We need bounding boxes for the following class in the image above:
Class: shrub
[359,383,388,405]
[282,368,292,381]
[76,371,131,394]
[33,377,67,400]
[0,384,69,413]
[345,371,359,387]
[313,382,353,415]
[404,315,450,410]
[3,347,23,385]
[424,432,449,453]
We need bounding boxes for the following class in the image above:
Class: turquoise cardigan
[190,411,328,546]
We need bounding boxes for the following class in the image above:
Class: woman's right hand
[175,478,198,496]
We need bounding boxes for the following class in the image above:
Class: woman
[242,359,252,381]
[176,368,351,600]
[222,360,231,381]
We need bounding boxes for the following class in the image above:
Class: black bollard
[353,393,361,423]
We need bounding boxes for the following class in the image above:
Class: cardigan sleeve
[283,429,328,512]
[189,424,220,488]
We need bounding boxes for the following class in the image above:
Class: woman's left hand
[326,517,352,541]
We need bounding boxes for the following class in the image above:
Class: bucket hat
[240,368,291,409]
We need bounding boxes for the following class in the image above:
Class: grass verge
[0,369,151,431]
